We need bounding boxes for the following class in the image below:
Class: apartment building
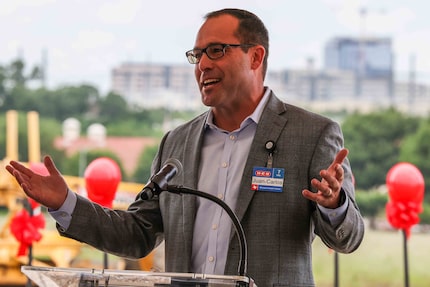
[110,36,429,114]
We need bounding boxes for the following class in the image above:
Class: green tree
[7,85,38,111]
[131,145,159,183]
[399,119,430,195]
[355,190,387,229]
[9,59,27,87]
[0,65,6,106]
[0,59,43,111]
[342,108,420,190]
[62,149,126,179]
[419,202,430,224]
[48,85,100,121]
[105,118,165,137]
[98,92,128,122]
[39,117,65,161]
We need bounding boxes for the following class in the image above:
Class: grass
[3,211,430,286]
[312,228,430,287]
[75,226,430,287]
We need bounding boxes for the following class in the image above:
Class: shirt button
[212,224,218,230]
[222,162,228,168]
[217,193,224,200]
[208,256,214,262]
[229,135,236,140]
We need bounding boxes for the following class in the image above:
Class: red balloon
[28,197,41,210]
[10,209,45,256]
[386,162,424,203]
[386,200,421,238]
[29,162,50,209]
[29,162,49,176]
[84,157,121,208]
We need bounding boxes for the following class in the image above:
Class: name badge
[251,167,285,192]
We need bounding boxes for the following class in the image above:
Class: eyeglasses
[185,43,254,64]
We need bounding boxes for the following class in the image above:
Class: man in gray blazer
[7,8,364,287]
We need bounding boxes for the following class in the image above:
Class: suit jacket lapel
[234,92,289,223]
[180,112,208,259]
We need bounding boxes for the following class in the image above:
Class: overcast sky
[1,0,430,94]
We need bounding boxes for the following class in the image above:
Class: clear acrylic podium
[22,266,255,287]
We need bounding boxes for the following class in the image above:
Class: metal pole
[104,252,109,269]
[25,200,33,287]
[403,230,409,287]
[334,251,339,287]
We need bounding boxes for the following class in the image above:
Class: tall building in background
[110,37,429,115]
[111,62,200,110]
[324,37,394,98]
[324,37,393,77]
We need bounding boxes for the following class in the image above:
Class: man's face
[193,15,254,111]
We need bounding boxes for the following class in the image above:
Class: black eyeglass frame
[185,43,255,64]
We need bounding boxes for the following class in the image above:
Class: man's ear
[250,45,265,70]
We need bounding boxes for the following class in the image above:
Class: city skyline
[1,0,430,94]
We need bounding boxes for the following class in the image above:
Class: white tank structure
[87,123,107,147]
[62,117,81,146]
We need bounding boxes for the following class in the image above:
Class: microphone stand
[166,185,248,277]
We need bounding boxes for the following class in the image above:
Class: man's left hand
[302,148,348,209]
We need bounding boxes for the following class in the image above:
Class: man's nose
[198,52,213,71]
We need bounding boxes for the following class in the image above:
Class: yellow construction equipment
[0,111,157,286]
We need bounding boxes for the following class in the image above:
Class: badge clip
[265,140,276,168]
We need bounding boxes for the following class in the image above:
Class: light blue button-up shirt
[191,88,271,274]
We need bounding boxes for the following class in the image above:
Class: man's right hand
[6,155,69,210]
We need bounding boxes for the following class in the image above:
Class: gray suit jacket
[61,92,364,287]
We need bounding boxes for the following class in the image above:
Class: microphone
[140,158,183,200]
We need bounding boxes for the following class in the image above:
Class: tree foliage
[98,92,128,122]
[2,58,430,199]
[342,108,420,190]
[131,145,159,183]
[61,149,126,179]
[355,190,388,229]
[0,58,191,137]
[399,118,430,192]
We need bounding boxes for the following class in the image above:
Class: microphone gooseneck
[167,184,248,277]
[139,159,249,278]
